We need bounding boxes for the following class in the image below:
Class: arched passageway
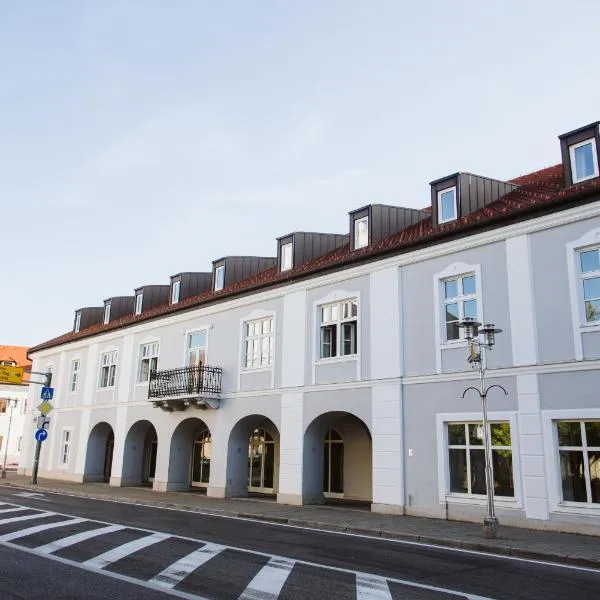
[168,418,211,491]
[84,422,115,483]
[303,412,372,504]
[121,420,158,486]
[226,415,279,497]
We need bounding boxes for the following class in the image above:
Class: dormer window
[570,138,599,183]
[103,303,111,324]
[354,216,369,249]
[171,280,180,304]
[438,186,457,223]
[135,293,143,315]
[281,243,293,271]
[74,312,81,333]
[214,265,225,291]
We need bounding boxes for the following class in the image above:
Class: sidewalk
[1,473,599,569]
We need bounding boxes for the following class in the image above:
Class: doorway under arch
[121,420,158,486]
[83,422,114,483]
[226,415,279,497]
[303,412,372,504]
[168,417,212,491]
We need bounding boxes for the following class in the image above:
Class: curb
[1,481,598,570]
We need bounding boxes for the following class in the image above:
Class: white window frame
[543,409,600,515]
[137,340,159,384]
[74,312,81,333]
[569,138,599,184]
[312,289,361,384]
[98,350,118,389]
[243,316,274,370]
[442,273,478,343]
[354,216,369,249]
[171,280,181,304]
[237,310,275,390]
[103,303,111,324]
[59,428,72,468]
[319,299,358,359]
[437,186,458,224]
[68,359,80,393]
[281,243,293,271]
[433,262,483,373]
[436,411,522,508]
[566,228,600,360]
[214,266,225,291]
[135,293,143,315]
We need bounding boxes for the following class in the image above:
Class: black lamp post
[458,317,506,539]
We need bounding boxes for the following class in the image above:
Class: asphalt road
[0,487,598,600]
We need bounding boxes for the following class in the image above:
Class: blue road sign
[34,428,48,442]
[40,387,54,401]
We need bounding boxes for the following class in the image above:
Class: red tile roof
[29,163,600,355]
[0,345,31,369]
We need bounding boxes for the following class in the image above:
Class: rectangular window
[0,399,6,414]
[214,266,225,291]
[60,430,71,465]
[557,420,600,504]
[354,217,369,249]
[171,280,180,304]
[103,304,111,324]
[69,359,80,392]
[98,351,117,388]
[244,317,274,368]
[579,248,600,323]
[438,186,457,223]
[281,243,293,271]
[17,436,22,452]
[569,139,599,183]
[135,293,143,315]
[447,422,514,497]
[74,312,81,333]
[319,299,358,358]
[443,274,477,341]
[138,342,159,383]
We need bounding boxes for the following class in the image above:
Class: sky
[2,1,600,346]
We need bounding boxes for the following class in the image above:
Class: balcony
[148,365,222,411]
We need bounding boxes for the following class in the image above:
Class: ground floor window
[447,422,514,497]
[323,429,344,496]
[557,420,600,504]
[248,428,274,491]
[60,430,71,466]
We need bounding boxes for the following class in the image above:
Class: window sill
[553,502,600,515]
[97,387,116,391]
[135,381,149,387]
[241,366,272,374]
[579,322,600,333]
[440,340,469,349]
[315,355,358,366]
[445,494,518,506]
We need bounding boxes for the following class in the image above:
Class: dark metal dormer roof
[169,272,213,303]
[103,296,136,323]
[73,307,104,332]
[211,256,277,290]
[558,121,600,187]
[429,172,519,227]
[348,204,427,251]
[276,231,348,271]
[133,285,170,313]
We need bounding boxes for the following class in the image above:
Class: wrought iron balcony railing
[148,365,222,399]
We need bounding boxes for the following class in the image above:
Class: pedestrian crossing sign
[37,400,54,416]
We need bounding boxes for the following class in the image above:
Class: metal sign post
[30,372,53,485]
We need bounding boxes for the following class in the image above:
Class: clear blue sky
[2,1,599,346]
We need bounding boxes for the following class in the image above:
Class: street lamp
[457,317,507,539]
[1,397,18,480]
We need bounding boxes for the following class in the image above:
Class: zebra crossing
[0,501,492,600]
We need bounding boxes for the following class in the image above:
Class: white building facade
[22,120,600,534]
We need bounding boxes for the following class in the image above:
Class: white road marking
[0,507,32,514]
[3,485,596,574]
[35,524,124,554]
[356,573,393,600]
[0,500,498,599]
[149,543,224,589]
[0,517,86,542]
[0,511,55,526]
[13,492,48,500]
[83,532,170,569]
[238,556,295,600]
